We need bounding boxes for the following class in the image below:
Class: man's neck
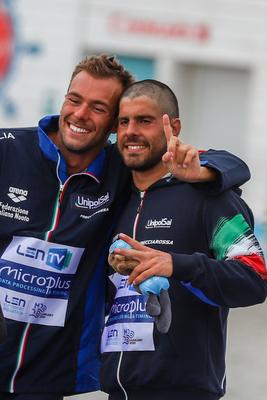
[63,150,103,175]
[66,158,90,175]
[49,131,100,175]
[132,163,168,191]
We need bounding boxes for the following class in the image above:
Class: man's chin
[123,158,144,170]
[64,145,93,154]
[125,162,151,172]
[63,138,96,154]
[123,153,159,170]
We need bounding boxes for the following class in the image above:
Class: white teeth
[70,124,88,133]
[127,145,145,150]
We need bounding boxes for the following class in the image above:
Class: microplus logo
[7,186,28,203]
[75,192,110,210]
[145,218,172,229]
[0,265,72,295]
[16,245,72,271]
[110,297,146,315]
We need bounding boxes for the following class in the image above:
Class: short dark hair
[120,79,179,118]
[70,54,135,91]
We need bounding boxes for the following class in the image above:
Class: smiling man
[49,70,124,174]
[100,79,267,400]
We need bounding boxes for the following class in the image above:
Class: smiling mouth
[126,144,146,151]
[69,123,91,134]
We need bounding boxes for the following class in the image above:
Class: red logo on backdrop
[109,13,210,42]
[0,1,40,116]
[0,2,14,81]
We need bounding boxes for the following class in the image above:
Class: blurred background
[1,0,267,398]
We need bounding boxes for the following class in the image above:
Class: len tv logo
[16,244,73,271]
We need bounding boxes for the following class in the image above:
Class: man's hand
[113,233,173,286]
[162,114,216,182]
[108,253,138,275]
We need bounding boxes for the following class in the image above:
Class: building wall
[81,0,267,224]
[0,0,81,126]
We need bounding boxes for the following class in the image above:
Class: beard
[118,132,167,172]
[122,145,167,171]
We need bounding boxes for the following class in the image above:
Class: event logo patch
[123,328,135,345]
[0,237,84,326]
[16,244,72,271]
[29,302,52,319]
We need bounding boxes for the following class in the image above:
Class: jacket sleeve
[171,191,267,308]
[199,149,251,194]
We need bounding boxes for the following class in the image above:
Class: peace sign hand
[162,114,203,182]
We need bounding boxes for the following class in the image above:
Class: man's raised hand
[162,114,204,182]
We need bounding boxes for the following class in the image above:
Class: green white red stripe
[10,185,62,391]
[211,214,267,280]
[9,323,31,392]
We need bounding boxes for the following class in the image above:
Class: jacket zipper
[116,190,146,400]
[9,155,64,392]
[45,163,100,242]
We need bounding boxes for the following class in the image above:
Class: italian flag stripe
[211,213,266,279]
[234,254,267,280]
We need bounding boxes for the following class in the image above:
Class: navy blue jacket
[101,178,266,400]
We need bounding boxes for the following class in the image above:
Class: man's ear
[170,118,181,137]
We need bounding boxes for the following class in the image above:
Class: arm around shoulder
[199,149,251,194]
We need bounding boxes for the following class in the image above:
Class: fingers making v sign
[162,114,203,182]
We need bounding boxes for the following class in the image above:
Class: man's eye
[67,97,79,104]
[93,105,107,113]
[119,120,128,126]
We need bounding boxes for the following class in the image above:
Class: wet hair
[121,79,179,118]
[69,54,135,91]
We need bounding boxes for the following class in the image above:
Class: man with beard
[100,79,267,400]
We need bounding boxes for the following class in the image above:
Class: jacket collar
[37,115,106,183]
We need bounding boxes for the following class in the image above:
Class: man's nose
[125,120,136,136]
[73,104,90,120]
